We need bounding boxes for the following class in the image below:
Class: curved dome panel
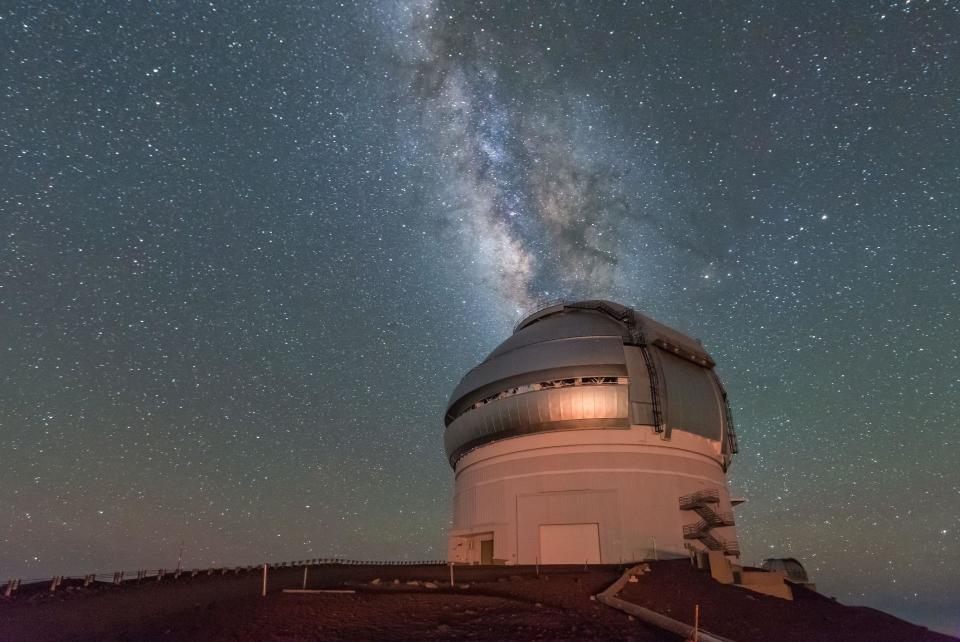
[656,350,725,441]
[446,337,627,421]
[443,300,737,467]
[488,310,628,359]
[445,384,629,464]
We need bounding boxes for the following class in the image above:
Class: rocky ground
[619,559,957,642]
[0,565,669,641]
[0,562,954,641]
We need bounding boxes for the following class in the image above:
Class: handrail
[683,521,709,537]
[679,489,720,509]
[513,298,568,332]
[699,511,735,527]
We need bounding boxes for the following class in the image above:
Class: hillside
[0,562,954,641]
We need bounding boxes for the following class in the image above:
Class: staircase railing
[678,489,720,509]
[679,488,739,557]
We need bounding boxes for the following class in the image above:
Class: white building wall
[447,427,738,565]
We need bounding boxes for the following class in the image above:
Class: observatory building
[443,300,741,565]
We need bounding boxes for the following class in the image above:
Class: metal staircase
[679,489,739,556]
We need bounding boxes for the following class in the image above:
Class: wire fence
[3,559,449,598]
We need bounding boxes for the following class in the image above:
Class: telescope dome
[443,300,737,468]
[442,300,743,565]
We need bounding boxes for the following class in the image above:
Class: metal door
[480,539,494,565]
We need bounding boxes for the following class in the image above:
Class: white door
[539,523,601,564]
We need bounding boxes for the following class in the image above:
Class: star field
[1,0,958,634]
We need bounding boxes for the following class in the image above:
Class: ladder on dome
[680,490,739,556]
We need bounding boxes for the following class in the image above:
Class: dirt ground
[1,562,955,642]
[0,564,673,642]
[618,559,957,642]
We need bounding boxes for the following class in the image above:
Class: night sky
[2,0,958,634]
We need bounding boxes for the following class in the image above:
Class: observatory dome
[444,300,743,566]
[444,300,738,467]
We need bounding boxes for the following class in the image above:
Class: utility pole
[176,541,184,574]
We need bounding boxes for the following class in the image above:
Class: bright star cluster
[1,0,957,634]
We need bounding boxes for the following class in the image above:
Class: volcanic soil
[618,559,957,642]
[0,562,955,641]
[0,565,668,642]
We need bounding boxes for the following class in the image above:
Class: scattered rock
[393,579,400,585]
[509,575,523,582]
[436,624,450,633]
[628,576,639,583]
[370,578,381,585]
[457,583,470,589]
[589,595,596,601]
[534,603,542,608]
[405,580,421,587]
[424,582,438,589]
[627,615,635,622]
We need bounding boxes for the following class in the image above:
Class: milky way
[1,0,958,635]
[392,1,668,315]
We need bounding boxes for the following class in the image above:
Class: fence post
[261,563,268,597]
[693,603,700,642]
[302,566,308,590]
[157,569,164,582]
[4,579,19,597]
